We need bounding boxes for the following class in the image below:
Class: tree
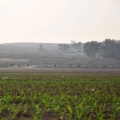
[39,44,43,51]
[58,44,70,52]
[84,41,101,57]
[71,41,82,51]
[116,41,120,60]
[100,39,117,58]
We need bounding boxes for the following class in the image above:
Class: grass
[0,73,120,120]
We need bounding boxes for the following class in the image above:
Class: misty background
[0,0,120,69]
[0,39,120,69]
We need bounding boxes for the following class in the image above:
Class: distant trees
[58,42,82,53]
[116,42,120,60]
[83,39,120,60]
[57,39,120,60]
[71,41,82,51]
[58,44,70,52]
[100,39,117,58]
[100,39,120,60]
[84,41,101,57]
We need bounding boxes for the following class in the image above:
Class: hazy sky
[0,0,120,44]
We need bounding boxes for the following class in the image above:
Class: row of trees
[58,41,82,52]
[84,39,120,60]
[58,39,120,60]
[58,44,71,52]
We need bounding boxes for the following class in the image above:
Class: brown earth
[0,68,120,73]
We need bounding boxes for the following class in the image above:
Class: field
[0,72,120,120]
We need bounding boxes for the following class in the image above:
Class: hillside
[0,43,120,68]
[0,43,58,54]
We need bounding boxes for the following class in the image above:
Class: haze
[0,0,120,44]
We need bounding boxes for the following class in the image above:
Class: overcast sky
[0,0,120,44]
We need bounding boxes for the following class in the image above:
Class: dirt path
[0,68,120,73]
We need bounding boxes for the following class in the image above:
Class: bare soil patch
[0,67,120,73]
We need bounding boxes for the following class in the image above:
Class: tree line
[58,41,82,52]
[58,39,120,60]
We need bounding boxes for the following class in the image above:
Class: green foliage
[84,41,101,57]
[0,73,120,119]
[100,39,118,58]
[83,39,120,60]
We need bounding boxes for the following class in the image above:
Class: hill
[0,42,120,68]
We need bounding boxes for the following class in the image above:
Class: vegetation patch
[0,73,120,119]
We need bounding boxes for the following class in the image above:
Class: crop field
[0,73,120,120]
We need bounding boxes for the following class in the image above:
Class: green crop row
[0,73,120,120]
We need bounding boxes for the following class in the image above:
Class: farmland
[0,72,120,120]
